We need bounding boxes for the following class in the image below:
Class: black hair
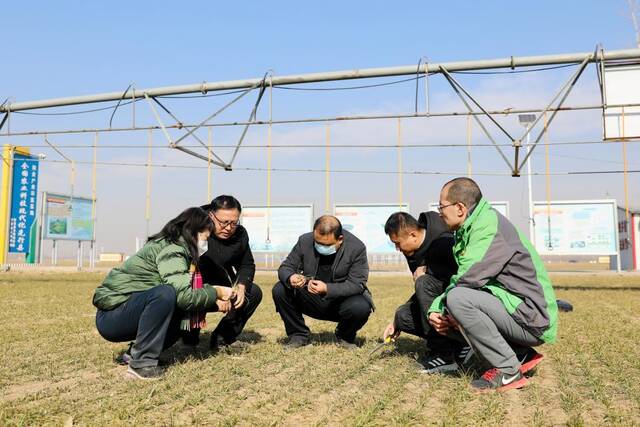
[208,195,242,213]
[147,207,214,263]
[443,177,483,209]
[384,212,423,236]
[313,215,343,239]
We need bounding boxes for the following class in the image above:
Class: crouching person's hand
[213,285,236,301]
[383,322,400,341]
[216,299,232,313]
[428,312,451,335]
[213,286,235,313]
[445,313,459,330]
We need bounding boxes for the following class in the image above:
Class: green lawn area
[1,271,639,426]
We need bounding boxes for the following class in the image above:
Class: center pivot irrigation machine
[1,46,640,269]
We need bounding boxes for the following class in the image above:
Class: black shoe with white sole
[455,344,475,368]
[126,365,164,380]
[283,336,310,349]
[416,351,459,374]
[335,337,358,350]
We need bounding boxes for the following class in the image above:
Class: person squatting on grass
[92,207,234,380]
[272,215,374,349]
[382,211,472,373]
[190,195,263,352]
[429,177,558,392]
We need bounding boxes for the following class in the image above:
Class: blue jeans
[96,285,182,368]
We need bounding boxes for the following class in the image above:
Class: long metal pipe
[3,48,640,113]
[17,156,640,176]
[3,102,640,138]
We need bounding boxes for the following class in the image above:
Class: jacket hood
[417,211,452,250]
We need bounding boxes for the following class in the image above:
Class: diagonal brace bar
[440,66,514,171]
[516,55,590,155]
[228,84,267,167]
[171,82,261,148]
[44,136,73,163]
[144,93,228,169]
[145,81,265,169]
[516,55,590,174]
[144,93,176,146]
[173,146,232,171]
[440,67,516,143]
[150,97,228,167]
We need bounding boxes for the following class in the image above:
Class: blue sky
[3,1,637,96]
[2,1,639,255]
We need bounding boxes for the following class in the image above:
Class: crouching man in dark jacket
[383,211,471,374]
[272,215,373,349]
[198,195,263,352]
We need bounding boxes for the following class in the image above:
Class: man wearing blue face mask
[273,215,373,349]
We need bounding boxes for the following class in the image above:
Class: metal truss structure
[1,47,640,177]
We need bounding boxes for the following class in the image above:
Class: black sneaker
[126,365,164,380]
[471,368,528,392]
[212,339,250,354]
[283,336,310,349]
[335,337,358,350]
[226,341,250,351]
[209,334,226,353]
[115,342,133,365]
[181,329,201,347]
[416,351,459,374]
[455,345,475,368]
[556,298,573,312]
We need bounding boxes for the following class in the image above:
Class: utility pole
[519,114,537,245]
[629,0,640,48]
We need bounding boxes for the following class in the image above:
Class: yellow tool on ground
[368,336,395,358]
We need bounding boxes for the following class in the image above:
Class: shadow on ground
[114,330,265,366]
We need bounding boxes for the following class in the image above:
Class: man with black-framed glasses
[197,195,263,352]
[429,177,558,392]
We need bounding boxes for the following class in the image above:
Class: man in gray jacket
[272,215,373,349]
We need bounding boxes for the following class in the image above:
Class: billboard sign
[533,200,617,255]
[334,204,409,253]
[241,205,313,252]
[42,193,95,241]
[603,64,640,140]
[8,153,39,253]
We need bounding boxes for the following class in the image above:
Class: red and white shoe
[471,367,529,392]
[518,348,544,375]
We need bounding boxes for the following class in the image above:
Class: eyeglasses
[437,202,457,213]
[211,212,240,229]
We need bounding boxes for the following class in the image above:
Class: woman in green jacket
[93,207,233,380]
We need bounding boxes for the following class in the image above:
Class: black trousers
[272,281,372,342]
[180,281,263,346]
[211,281,263,344]
[96,285,182,368]
[393,274,458,353]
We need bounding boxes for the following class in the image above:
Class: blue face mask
[314,242,337,256]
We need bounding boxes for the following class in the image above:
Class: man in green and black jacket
[428,177,558,392]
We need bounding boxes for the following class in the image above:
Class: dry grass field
[1,271,639,426]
